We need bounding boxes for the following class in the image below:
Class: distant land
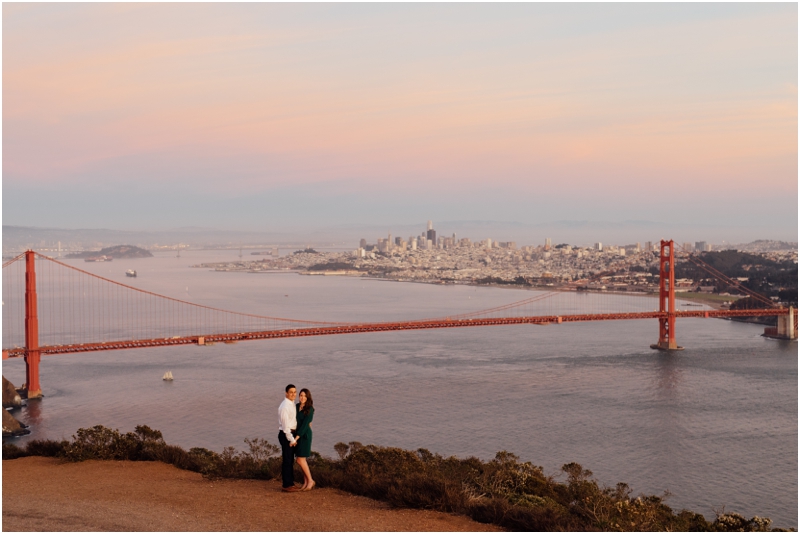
[2,223,797,255]
[64,245,153,260]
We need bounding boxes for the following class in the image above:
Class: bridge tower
[24,250,43,398]
[652,239,682,351]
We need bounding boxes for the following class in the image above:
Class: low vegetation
[3,425,788,532]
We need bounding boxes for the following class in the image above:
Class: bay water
[3,250,797,527]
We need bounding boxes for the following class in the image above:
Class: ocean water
[3,250,797,527]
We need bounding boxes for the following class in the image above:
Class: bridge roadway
[2,308,789,358]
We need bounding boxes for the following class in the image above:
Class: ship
[162,371,173,381]
[85,255,112,262]
[126,269,137,277]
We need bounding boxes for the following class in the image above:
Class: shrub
[712,511,775,532]
[24,439,68,458]
[2,442,26,460]
[4,425,782,532]
[333,442,349,460]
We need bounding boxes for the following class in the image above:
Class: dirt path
[3,457,500,532]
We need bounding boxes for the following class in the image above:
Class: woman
[294,388,315,491]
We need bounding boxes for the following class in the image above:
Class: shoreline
[209,267,735,309]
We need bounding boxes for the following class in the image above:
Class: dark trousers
[278,431,295,488]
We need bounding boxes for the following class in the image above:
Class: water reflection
[22,397,44,428]
[654,351,683,400]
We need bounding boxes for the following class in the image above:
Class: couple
[278,384,315,492]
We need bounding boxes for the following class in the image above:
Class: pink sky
[3,4,797,237]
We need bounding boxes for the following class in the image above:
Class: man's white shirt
[278,397,297,444]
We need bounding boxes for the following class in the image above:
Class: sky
[2,3,798,242]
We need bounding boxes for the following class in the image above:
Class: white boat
[126,269,137,277]
[162,371,173,381]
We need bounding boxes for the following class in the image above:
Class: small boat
[126,269,137,277]
[162,371,173,381]
[85,255,112,262]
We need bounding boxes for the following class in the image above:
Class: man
[278,383,299,492]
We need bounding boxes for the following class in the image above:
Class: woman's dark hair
[299,388,314,415]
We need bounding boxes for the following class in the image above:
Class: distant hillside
[675,250,797,306]
[730,240,797,253]
[65,245,153,259]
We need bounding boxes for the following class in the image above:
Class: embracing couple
[278,384,315,492]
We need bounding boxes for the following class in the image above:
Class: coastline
[219,267,734,309]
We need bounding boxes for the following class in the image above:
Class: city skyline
[3,4,797,241]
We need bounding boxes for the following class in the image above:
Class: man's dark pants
[278,431,294,488]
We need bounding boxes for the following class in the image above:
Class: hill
[65,245,153,259]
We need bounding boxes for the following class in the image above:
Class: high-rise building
[595,242,603,251]
[545,238,551,251]
[427,220,433,231]
[695,241,707,252]
[359,238,367,248]
[645,241,652,252]
[427,228,436,245]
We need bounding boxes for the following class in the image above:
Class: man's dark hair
[285,384,296,393]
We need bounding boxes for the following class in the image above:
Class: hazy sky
[3,3,797,240]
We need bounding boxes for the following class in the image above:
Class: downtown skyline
[3,3,797,242]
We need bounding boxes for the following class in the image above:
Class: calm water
[3,250,797,527]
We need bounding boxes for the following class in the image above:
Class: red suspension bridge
[3,240,795,399]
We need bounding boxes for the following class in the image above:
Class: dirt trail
[3,457,500,531]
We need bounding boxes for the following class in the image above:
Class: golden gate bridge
[3,240,795,399]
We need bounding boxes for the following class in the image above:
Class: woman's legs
[296,457,314,490]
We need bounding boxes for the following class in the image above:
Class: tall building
[359,238,367,248]
[595,242,603,251]
[545,238,551,251]
[426,228,436,245]
[695,241,707,252]
[427,220,433,231]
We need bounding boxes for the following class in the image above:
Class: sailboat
[162,371,174,381]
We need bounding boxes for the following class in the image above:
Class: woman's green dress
[295,405,314,457]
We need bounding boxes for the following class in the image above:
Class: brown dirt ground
[2,457,501,532]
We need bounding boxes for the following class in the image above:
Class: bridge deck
[2,308,789,358]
